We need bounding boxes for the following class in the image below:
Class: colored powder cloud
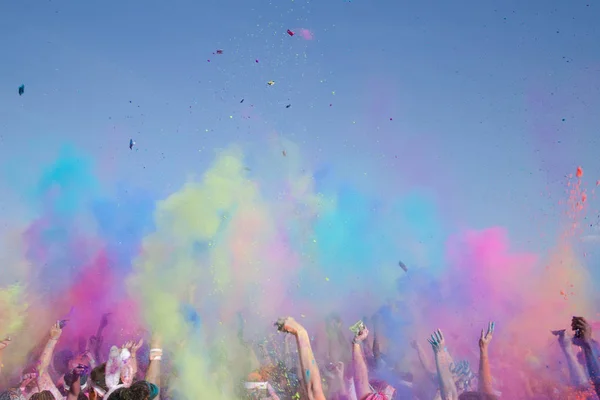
[1,139,598,399]
[298,28,314,40]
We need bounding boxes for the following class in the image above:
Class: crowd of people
[1,310,600,399]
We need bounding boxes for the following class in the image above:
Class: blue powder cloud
[92,184,155,273]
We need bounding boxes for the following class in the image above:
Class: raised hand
[479,322,495,350]
[333,361,344,379]
[551,329,573,349]
[427,329,446,353]
[99,313,111,330]
[130,338,144,353]
[50,321,63,340]
[353,327,369,344]
[275,317,305,336]
[72,363,89,377]
[572,317,593,344]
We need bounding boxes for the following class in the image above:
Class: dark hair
[107,382,151,400]
[53,349,75,375]
[30,391,56,400]
[90,363,109,392]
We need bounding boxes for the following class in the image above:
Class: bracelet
[149,348,163,361]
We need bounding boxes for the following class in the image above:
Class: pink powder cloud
[298,29,314,40]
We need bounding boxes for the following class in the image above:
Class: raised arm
[351,327,371,400]
[90,313,110,363]
[65,364,88,400]
[428,329,458,400]
[38,322,62,376]
[572,317,600,397]
[121,338,144,386]
[411,340,436,375]
[552,329,589,388]
[477,322,495,395]
[146,335,162,390]
[276,317,326,400]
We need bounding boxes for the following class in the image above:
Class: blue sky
[0,0,599,255]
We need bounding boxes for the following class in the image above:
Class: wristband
[150,348,163,361]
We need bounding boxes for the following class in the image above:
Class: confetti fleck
[216,49,223,54]
[287,29,295,36]
[240,99,244,103]
[576,166,583,178]
[325,277,329,281]
[18,85,24,96]
[282,150,287,157]
[286,104,291,108]
[267,80,275,86]
[255,59,259,63]
[398,261,408,272]
[129,139,135,150]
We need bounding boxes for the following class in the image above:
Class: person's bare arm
[331,362,348,399]
[90,313,110,363]
[352,328,371,400]
[66,364,88,400]
[146,335,162,391]
[573,317,600,397]
[478,322,495,395]
[276,317,326,400]
[411,340,436,375]
[428,329,458,400]
[38,322,62,376]
[552,329,589,388]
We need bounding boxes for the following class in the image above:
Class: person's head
[91,363,109,397]
[29,391,55,400]
[111,381,152,400]
[0,390,25,400]
[53,349,75,375]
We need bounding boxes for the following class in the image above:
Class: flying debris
[286,104,291,108]
[267,80,275,86]
[240,99,244,103]
[129,139,135,150]
[287,29,295,36]
[18,85,24,96]
[398,261,408,272]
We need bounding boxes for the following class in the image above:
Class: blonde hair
[30,391,55,400]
